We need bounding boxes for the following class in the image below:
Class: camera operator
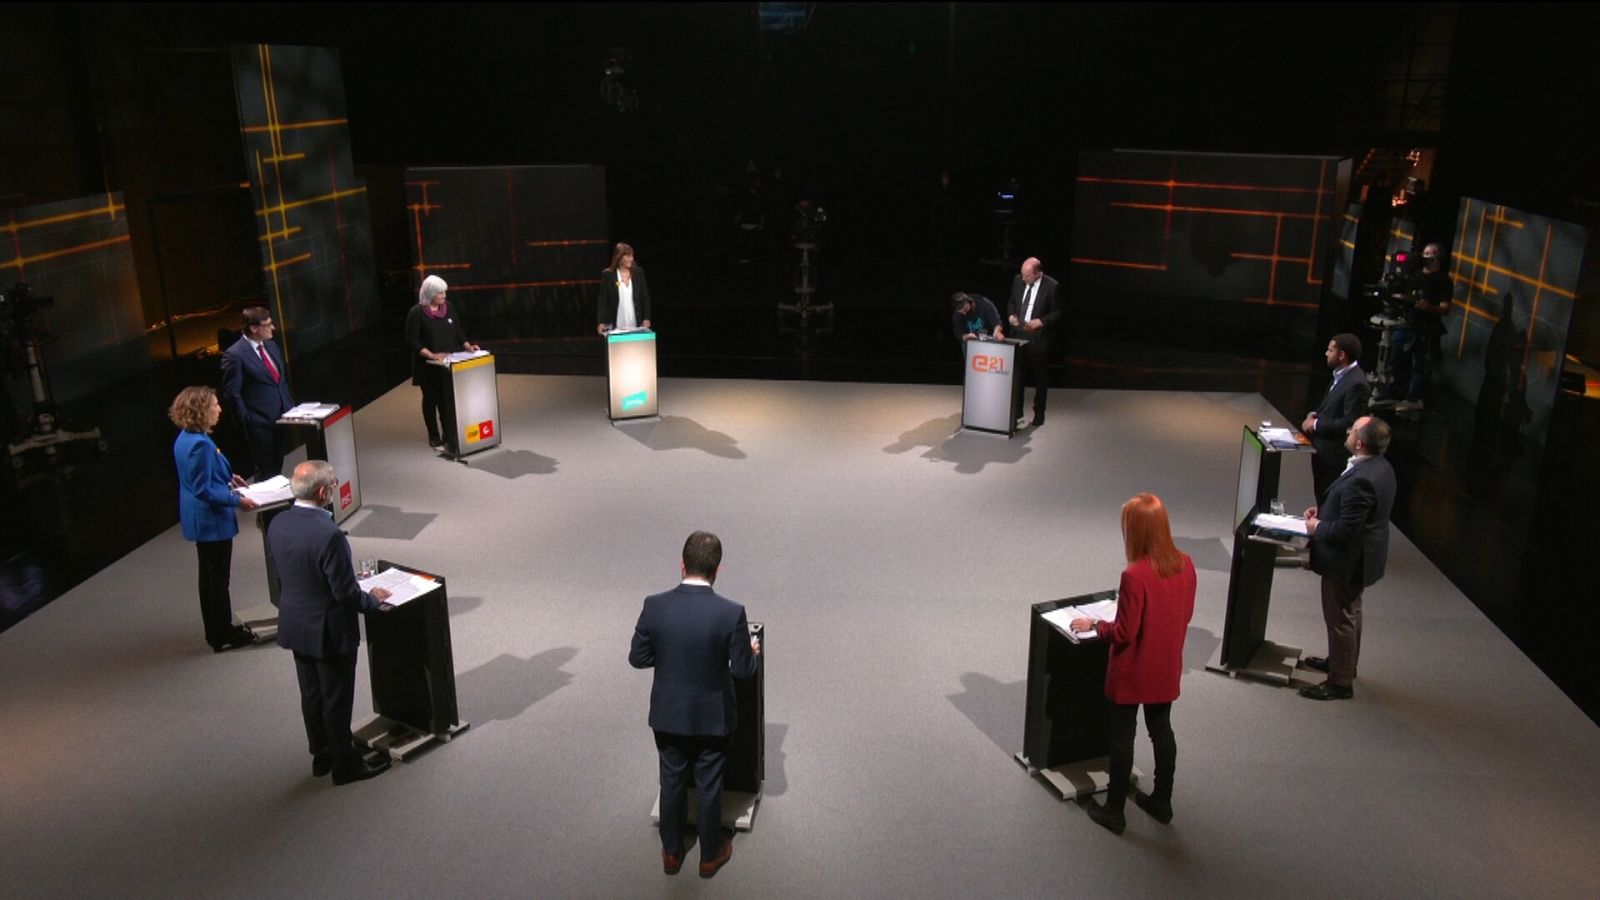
[1394,243,1452,412]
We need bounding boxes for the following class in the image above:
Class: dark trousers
[1021,339,1051,417]
[654,731,730,862]
[195,539,235,646]
[242,422,283,482]
[293,650,361,772]
[1106,702,1175,813]
[1320,576,1364,687]
[417,368,456,450]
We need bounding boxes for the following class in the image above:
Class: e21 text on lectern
[354,560,469,760]
[1206,424,1315,685]
[1016,592,1142,800]
[961,337,1028,436]
[606,328,658,421]
[430,352,500,459]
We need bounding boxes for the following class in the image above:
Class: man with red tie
[220,305,294,481]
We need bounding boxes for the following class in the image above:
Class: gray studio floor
[4,376,1598,899]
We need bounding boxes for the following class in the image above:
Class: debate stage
[3,376,1597,898]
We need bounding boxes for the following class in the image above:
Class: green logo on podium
[622,390,648,411]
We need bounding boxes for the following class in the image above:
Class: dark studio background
[2,3,1598,721]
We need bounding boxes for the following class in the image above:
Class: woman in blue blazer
[169,386,260,652]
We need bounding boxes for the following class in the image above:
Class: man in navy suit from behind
[629,531,760,879]
[268,460,392,784]
[220,305,294,481]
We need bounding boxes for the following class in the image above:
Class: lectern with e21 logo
[961,337,1028,436]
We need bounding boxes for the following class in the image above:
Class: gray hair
[290,460,337,501]
[419,274,449,305]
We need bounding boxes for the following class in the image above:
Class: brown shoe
[662,851,682,875]
[698,835,733,879]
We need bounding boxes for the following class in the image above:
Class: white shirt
[615,276,637,330]
[1022,281,1038,321]
[680,577,710,587]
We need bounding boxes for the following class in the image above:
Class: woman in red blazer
[1073,493,1196,834]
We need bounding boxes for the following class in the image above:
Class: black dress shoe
[210,628,257,653]
[662,851,683,875]
[1301,656,1330,673]
[698,833,733,879]
[1299,682,1354,701]
[1086,799,1126,834]
[1031,412,1045,427]
[331,755,391,785]
[1133,790,1173,824]
[312,755,333,777]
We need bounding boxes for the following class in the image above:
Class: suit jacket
[1310,455,1397,587]
[597,266,652,330]
[1095,556,1197,705]
[1311,365,1371,463]
[1007,273,1064,347]
[173,430,240,543]
[268,505,379,659]
[220,337,293,429]
[629,582,757,736]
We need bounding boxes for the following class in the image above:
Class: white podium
[430,352,501,458]
[606,329,658,421]
[961,337,1028,436]
[275,402,362,525]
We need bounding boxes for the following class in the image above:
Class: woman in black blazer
[596,242,652,334]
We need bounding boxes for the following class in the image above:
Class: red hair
[1121,493,1186,578]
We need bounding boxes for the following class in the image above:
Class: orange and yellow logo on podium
[466,419,495,444]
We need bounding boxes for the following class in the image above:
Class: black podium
[354,560,469,760]
[1206,424,1314,685]
[1015,591,1140,800]
[653,621,765,831]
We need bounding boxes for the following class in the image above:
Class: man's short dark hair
[950,292,972,312]
[1355,417,1391,455]
[682,531,722,580]
[1331,333,1362,361]
[242,306,272,330]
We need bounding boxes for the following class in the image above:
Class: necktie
[1023,283,1037,322]
[258,345,280,383]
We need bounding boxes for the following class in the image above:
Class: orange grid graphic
[1,194,128,275]
[1450,201,1578,376]
[405,178,605,291]
[241,44,368,356]
[1072,158,1334,310]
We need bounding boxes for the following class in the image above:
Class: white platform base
[611,415,662,426]
[354,714,470,762]
[235,602,278,641]
[1015,752,1142,801]
[1206,639,1304,686]
[650,787,761,832]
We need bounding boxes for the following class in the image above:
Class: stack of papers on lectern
[238,475,293,506]
[441,349,490,364]
[356,568,441,608]
[1259,427,1307,449]
[279,402,341,420]
[1253,513,1310,537]
[1042,598,1118,643]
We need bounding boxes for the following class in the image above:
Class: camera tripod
[4,314,105,470]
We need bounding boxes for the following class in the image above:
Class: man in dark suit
[629,531,760,879]
[268,460,392,784]
[1005,256,1064,427]
[220,305,294,481]
[1301,333,1371,505]
[1299,416,1396,701]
